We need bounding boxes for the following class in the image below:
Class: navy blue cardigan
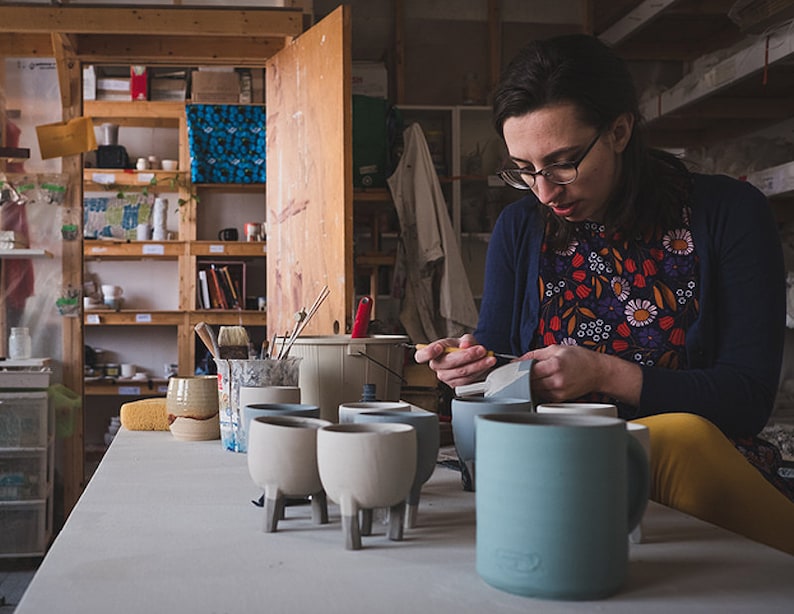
[475,174,785,437]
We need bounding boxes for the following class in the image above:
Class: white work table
[17,428,794,613]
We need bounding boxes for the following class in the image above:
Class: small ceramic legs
[263,490,328,533]
[343,504,406,550]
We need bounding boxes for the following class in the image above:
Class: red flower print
[572,269,586,282]
[612,340,629,352]
[642,259,657,276]
[543,332,556,346]
[625,258,637,273]
[669,328,686,346]
[564,290,574,301]
[633,274,646,288]
[617,322,631,337]
[659,315,675,330]
[550,315,561,331]
[650,248,664,261]
[572,253,584,267]
[575,285,591,299]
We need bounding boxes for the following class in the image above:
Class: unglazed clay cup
[247,415,332,532]
[239,385,301,410]
[338,401,411,424]
[166,375,219,420]
[450,396,532,491]
[240,403,320,453]
[536,403,619,418]
[317,423,417,550]
[353,408,439,529]
[169,413,220,441]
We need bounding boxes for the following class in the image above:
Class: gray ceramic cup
[476,413,649,600]
[240,403,320,453]
[353,408,440,528]
[450,396,532,491]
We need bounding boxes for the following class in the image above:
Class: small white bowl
[161,159,178,171]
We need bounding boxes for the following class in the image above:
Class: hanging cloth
[387,122,478,343]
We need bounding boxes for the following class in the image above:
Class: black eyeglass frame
[497,130,603,190]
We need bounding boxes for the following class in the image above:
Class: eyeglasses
[497,130,602,190]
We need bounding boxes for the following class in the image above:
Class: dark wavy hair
[493,34,692,248]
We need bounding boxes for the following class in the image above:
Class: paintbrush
[217,325,250,359]
[194,321,220,358]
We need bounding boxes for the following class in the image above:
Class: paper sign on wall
[35,116,97,159]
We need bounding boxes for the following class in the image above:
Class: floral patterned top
[534,207,700,399]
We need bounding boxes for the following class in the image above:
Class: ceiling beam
[0,5,303,38]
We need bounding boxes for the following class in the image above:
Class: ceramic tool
[217,325,250,359]
[454,359,533,401]
[409,343,517,361]
[351,296,373,338]
[277,285,331,359]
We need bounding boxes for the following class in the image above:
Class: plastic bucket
[283,335,408,422]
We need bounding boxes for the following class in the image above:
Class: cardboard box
[191,70,240,103]
[150,78,187,101]
[96,77,130,92]
[130,66,148,101]
[35,116,97,159]
[352,61,388,99]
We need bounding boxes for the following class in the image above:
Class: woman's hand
[413,334,497,388]
[524,344,642,406]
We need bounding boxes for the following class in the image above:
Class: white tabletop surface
[17,428,794,613]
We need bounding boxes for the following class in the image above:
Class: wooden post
[51,32,85,513]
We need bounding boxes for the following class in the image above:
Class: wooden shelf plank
[84,241,185,259]
[0,249,53,259]
[84,311,185,326]
[83,169,185,190]
[188,311,267,327]
[640,29,794,123]
[84,100,184,122]
[191,241,267,257]
[84,379,170,397]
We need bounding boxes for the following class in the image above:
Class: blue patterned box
[186,104,266,184]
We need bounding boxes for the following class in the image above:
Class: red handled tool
[351,296,373,338]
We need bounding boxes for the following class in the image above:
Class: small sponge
[120,397,170,431]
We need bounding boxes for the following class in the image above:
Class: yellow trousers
[634,413,794,555]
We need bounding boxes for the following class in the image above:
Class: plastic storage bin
[0,391,49,448]
[0,500,49,556]
[0,450,50,501]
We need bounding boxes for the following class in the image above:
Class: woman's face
[502,103,632,223]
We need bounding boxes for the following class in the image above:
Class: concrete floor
[0,559,39,613]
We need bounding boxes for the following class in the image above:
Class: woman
[415,34,794,553]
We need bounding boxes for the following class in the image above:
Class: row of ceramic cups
[450,398,651,601]
[246,400,439,551]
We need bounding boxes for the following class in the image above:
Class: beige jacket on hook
[387,122,479,343]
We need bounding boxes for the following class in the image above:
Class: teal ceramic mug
[476,413,649,601]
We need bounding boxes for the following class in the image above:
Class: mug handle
[626,434,650,532]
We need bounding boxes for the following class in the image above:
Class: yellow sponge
[120,397,170,431]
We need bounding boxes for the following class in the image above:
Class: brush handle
[351,296,372,338]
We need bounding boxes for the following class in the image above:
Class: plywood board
[266,5,352,337]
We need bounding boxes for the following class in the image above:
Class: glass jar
[8,327,32,360]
